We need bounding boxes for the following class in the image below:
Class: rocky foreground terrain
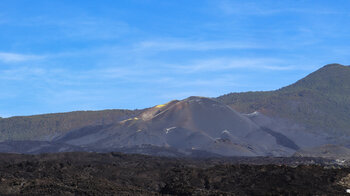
[0,152,349,195]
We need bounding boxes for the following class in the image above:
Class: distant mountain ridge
[0,63,349,158]
[216,64,350,135]
[0,110,140,141]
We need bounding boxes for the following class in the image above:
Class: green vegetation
[0,109,139,141]
[216,64,350,135]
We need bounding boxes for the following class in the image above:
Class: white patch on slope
[222,130,230,134]
[165,127,176,134]
[246,111,260,117]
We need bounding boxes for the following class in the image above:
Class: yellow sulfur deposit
[155,104,166,108]
[121,117,139,123]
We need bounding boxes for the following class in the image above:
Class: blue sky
[0,0,350,117]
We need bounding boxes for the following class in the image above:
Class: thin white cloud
[159,91,217,101]
[171,58,294,73]
[150,75,242,88]
[17,16,132,40]
[0,67,48,80]
[0,52,45,63]
[62,19,131,40]
[0,65,149,85]
[135,40,263,51]
[217,0,342,16]
[218,1,271,15]
[42,89,105,105]
[89,67,146,80]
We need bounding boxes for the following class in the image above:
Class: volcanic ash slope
[56,97,297,156]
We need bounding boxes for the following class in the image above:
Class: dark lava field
[0,152,349,195]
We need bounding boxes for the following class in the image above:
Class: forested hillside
[217,64,350,134]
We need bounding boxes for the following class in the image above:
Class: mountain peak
[185,96,210,101]
[322,63,345,68]
[305,63,349,77]
[316,63,350,72]
[280,63,350,94]
[139,100,179,121]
